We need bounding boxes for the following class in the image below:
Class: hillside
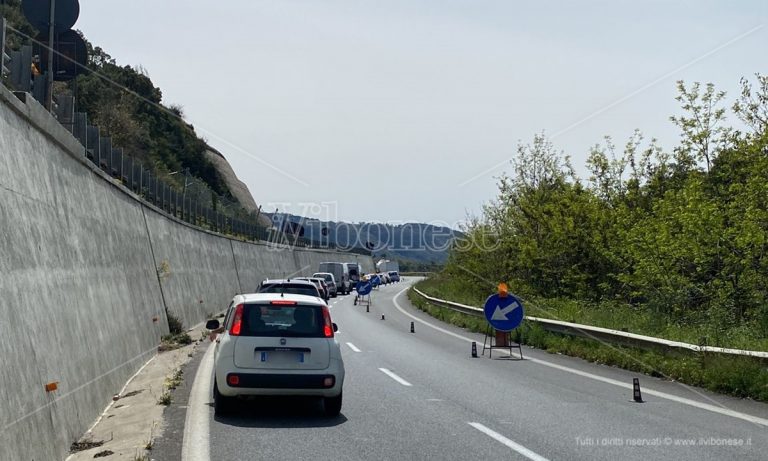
[1,0,264,223]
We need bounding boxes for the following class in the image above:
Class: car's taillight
[230,304,244,336]
[270,300,297,305]
[227,374,240,386]
[322,305,333,338]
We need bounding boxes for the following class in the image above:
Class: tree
[669,81,730,173]
[733,73,768,136]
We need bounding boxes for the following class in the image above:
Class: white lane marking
[181,345,214,461]
[392,288,768,428]
[378,368,413,387]
[469,422,550,461]
[346,342,361,353]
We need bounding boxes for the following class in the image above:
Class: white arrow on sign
[491,300,521,321]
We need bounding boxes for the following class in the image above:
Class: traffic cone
[410,322,415,333]
[381,314,385,320]
[471,342,478,358]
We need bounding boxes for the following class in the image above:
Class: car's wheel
[213,379,234,416]
[324,392,342,417]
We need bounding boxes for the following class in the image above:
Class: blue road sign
[356,280,373,296]
[483,293,524,332]
[370,274,381,287]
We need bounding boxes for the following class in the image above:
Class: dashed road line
[346,342,361,353]
[469,422,549,461]
[378,368,413,387]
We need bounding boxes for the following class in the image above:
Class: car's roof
[236,292,326,306]
[313,272,335,277]
[261,278,315,286]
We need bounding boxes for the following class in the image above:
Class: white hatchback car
[206,293,345,416]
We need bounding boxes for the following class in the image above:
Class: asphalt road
[170,278,768,461]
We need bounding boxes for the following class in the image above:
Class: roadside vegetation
[159,312,192,351]
[415,76,768,401]
[157,368,183,406]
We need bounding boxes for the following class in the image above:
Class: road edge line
[181,344,214,461]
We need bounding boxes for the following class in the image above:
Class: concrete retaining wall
[0,86,372,461]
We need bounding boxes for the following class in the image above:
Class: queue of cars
[362,270,401,287]
[206,263,400,418]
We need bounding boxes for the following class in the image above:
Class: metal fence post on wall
[1,17,9,80]
[73,113,87,150]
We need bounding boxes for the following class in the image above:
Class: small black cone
[381,314,385,320]
[633,378,644,403]
[410,322,415,333]
[471,342,478,358]
[366,305,369,313]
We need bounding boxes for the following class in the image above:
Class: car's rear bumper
[229,373,336,389]
[216,368,344,397]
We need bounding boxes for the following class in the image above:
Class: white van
[318,262,352,294]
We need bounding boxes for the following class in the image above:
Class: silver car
[312,272,338,297]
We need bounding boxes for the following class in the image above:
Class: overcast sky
[76,0,767,227]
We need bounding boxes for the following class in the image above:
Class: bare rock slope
[204,146,272,228]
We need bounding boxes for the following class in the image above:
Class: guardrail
[412,287,768,359]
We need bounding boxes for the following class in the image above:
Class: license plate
[259,351,307,363]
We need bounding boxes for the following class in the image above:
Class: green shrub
[166,311,184,335]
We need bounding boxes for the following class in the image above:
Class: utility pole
[45,0,56,111]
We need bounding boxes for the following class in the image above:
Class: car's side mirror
[206,319,220,330]
[333,323,338,332]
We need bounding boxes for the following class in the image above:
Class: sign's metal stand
[353,292,371,307]
[481,327,523,359]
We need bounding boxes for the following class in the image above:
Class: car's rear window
[258,284,319,297]
[240,303,324,337]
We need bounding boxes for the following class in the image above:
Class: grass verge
[407,286,768,402]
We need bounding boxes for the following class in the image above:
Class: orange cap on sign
[498,282,509,298]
